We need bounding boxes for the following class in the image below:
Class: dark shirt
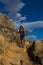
[19,30,25,40]
[19,30,25,35]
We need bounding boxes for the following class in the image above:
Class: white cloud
[14,13,26,23]
[0,0,26,20]
[16,13,22,18]
[27,35,36,42]
[14,21,43,34]
[20,16,26,21]
[22,21,43,33]
[22,21,43,29]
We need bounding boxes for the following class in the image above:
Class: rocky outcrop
[0,13,14,29]
[0,13,31,65]
[34,41,43,65]
[0,13,43,65]
[27,41,43,65]
[34,41,43,56]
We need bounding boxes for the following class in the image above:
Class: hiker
[19,26,25,48]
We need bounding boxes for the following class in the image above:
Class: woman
[19,26,25,48]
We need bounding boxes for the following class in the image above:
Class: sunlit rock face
[0,13,43,65]
[34,41,43,56]
[0,13,14,29]
[0,34,32,65]
[34,41,43,64]
[0,13,32,65]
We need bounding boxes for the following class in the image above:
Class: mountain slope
[0,13,43,65]
[0,13,31,65]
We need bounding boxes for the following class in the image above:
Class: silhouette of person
[19,26,25,48]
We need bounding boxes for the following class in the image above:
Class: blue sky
[0,0,43,41]
[21,0,43,21]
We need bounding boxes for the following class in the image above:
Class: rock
[0,13,31,65]
[0,13,43,65]
[34,41,43,57]
[0,13,14,29]
[26,41,43,65]
[34,41,43,65]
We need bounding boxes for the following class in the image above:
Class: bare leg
[21,40,24,48]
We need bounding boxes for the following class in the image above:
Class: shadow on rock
[27,41,42,65]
